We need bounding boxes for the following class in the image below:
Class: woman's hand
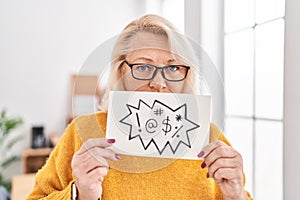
[71,138,120,200]
[198,140,248,200]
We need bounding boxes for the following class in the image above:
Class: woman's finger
[76,138,116,155]
[211,167,244,184]
[84,146,120,162]
[199,140,228,158]
[206,157,242,178]
[204,145,239,167]
[73,147,120,171]
[87,166,109,180]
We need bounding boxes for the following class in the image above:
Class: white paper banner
[106,91,211,160]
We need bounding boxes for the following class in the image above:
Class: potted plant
[0,110,23,199]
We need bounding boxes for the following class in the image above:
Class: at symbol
[145,119,158,133]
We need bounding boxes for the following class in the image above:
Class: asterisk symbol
[175,114,182,122]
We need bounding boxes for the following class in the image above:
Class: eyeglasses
[124,60,190,82]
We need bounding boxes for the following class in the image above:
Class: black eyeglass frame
[123,60,190,82]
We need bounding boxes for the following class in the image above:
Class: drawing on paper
[119,99,201,155]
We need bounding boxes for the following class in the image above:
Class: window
[153,0,285,198]
[145,0,185,33]
[224,0,285,199]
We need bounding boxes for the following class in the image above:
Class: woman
[27,14,252,200]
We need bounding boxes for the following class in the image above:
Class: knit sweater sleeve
[26,119,82,200]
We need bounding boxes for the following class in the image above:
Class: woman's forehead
[126,48,178,62]
[129,31,170,52]
[126,31,187,64]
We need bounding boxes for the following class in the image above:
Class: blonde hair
[100,14,201,111]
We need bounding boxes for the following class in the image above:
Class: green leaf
[0,109,23,146]
[0,180,12,192]
[0,110,6,118]
[0,109,24,192]
[0,109,23,135]
[1,155,21,169]
[6,135,24,150]
[0,133,8,146]
[1,118,23,135]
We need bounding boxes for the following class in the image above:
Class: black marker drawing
[171,125,183,138]
[175,114,182,122]
[162,116,171,135]
[136,113,141,132]
[145,119,157,133]
[153,108,163,116]
[119,99,201,155]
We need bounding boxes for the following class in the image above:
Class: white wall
[0,0,145,177]
[284,0,300,198]
[0,0,145,136]
[185,0,225,128]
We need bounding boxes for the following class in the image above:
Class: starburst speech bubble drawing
[106,91,211,160]
[120,99,200,155]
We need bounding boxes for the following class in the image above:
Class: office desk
[23,148,52,173]
[11,173,36,200]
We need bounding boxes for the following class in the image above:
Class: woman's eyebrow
[131,57,177,64]
[132,57,153,63]
[167,58,176,63]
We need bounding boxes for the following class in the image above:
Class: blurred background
[0,0,299,199]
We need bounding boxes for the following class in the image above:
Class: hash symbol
[175,114,182,122]
[153,108,163,116]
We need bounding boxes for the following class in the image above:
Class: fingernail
[206,172,209,178]
[201,162,206,168]
[197,151,205,158]
[107,139,115,144]
[115,154,121,160]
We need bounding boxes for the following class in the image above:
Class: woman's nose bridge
[151,68,166,84]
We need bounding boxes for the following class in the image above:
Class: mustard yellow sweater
[27,111,252,200]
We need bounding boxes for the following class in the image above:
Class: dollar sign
[162,116,172,135]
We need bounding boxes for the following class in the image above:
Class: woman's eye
[136,65,150,71]
[167,66,179,72]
